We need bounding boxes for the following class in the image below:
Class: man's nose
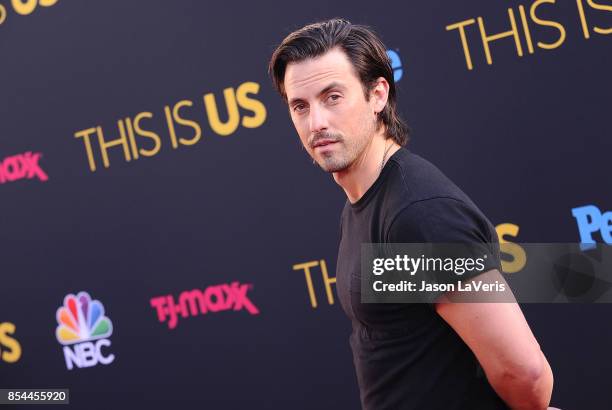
[309,105,328,134]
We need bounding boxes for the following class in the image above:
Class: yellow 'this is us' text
[446,0,611,70]
[74,81,267,172]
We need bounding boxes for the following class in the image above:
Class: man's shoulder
[382,149,496,243]
[339,148,493,241]
[384,148,472,210]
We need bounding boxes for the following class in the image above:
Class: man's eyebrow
[288,82,346,106]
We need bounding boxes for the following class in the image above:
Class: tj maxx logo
[0,151,48,184]
[150,281,260,329]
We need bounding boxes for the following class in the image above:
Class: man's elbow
[491,350,554,409]
[521,357,554,410]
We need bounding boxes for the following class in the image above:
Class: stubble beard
[310,122,375,174]
[316,139,353,173]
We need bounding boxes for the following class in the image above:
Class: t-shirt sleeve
[386,197,502,304]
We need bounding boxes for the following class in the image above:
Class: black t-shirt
[336,147,508,410]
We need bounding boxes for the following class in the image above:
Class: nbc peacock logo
[55,291,115,370]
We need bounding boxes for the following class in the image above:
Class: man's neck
[332,135,401,204]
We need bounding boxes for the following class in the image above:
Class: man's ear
[370,77,390,114]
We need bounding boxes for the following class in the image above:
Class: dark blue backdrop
[1,1,611,408]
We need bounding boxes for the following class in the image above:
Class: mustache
[309,131,343,149]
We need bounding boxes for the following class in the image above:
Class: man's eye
[328,94,341,103]
[293,104,306,113]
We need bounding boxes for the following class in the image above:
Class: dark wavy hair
[268,18,409,146]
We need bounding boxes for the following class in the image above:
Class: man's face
[284,48,378,173]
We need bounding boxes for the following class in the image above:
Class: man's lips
[313,139,339,148]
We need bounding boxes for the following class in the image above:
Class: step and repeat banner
[1,1,610,409]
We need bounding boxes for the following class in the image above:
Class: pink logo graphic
[150,281,260,329]
[0,151,48,184]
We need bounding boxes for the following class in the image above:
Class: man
[268,18,553,409]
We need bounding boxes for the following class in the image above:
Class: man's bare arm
[435,269,554,410]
